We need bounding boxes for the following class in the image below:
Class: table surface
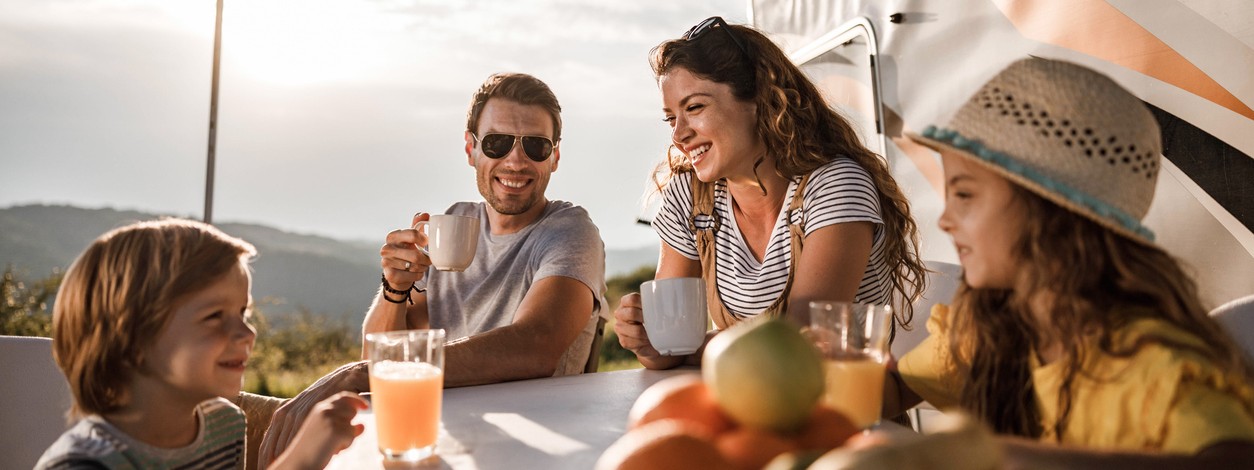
[326,367,699,469]
[327,367,914,469]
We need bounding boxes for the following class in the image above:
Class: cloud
[374,0,721,48]
[0,0,747,249]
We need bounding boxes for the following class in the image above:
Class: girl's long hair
[947,186,1253,438]
[649,22,926,324]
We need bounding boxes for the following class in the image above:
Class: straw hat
[907,58,1162,244]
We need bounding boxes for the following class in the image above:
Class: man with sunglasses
[257,73,607,465]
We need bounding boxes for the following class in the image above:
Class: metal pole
[205,0,224,224]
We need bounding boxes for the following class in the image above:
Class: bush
[6,264,671,388]
[0,266,59,336]
[599,265,657,370]
[2,267,358,398]
[245,305,361,397]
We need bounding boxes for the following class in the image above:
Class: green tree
[1,266,60,336]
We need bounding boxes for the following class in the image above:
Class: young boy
[37,219,367,469]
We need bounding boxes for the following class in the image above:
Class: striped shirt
[652,158,891,319]
[36,398,245,470]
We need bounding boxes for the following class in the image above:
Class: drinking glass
[808,301,892,429]
[365,329,446,462]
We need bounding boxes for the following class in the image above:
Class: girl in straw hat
[882,58,1254,465]
[615,17,926,370]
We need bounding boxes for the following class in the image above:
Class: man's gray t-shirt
[424,200,607,375]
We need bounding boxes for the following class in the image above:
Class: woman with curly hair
[615,17,927,370]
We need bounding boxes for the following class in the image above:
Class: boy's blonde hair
[52,218,256,418]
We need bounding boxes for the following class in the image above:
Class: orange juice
[370,360,443,459]
[822,357,886,428]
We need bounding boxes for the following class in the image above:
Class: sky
[0,0,749,249]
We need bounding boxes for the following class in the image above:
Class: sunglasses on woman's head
[683,16,749,56]
[470,132,557,162]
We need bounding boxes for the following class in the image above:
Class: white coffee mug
[413,215,479,272]
[640,277,708,356]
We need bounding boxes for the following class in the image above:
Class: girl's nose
[937,206,955,233]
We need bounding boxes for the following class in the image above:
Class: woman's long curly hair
[946,186,1254,438]
[649,21,926,324]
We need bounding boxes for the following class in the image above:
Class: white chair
[894,261,962,434]
[0,335,74,468]
[1210,295,1254,363]
[583,316,607,373]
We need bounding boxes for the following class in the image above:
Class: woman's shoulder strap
[688,175,721,233]
[785,172,813,231]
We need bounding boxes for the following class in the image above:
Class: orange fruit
[627,374,734,435]
[595,419,731,470]
[795,404,860,451]
[714,425,800,470]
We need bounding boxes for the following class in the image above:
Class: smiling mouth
[495,175,533,190]
[218,359,247,370]
[688,144,710,161]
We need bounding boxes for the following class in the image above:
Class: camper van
[743,0,1253,310]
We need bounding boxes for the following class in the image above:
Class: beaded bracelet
[381,274,425,305]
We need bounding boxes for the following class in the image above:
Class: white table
[326,368,698,469]
[327,367,916,469]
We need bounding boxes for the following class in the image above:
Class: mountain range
[0,204,657,322]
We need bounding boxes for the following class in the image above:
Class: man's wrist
[380,274,425,305]
[380,289,408,304]
[382,276,414,293]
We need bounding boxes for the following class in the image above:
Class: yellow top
[898,305,1254,453]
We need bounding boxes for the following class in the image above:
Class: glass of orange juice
[365,329,446,462]
[808,302,892,429]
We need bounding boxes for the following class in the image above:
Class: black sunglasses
[471,132,557,162]
[682,16,749,56]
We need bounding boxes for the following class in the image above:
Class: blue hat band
[923,125,1155,242]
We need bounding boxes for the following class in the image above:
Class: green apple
[702,317,824,433]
